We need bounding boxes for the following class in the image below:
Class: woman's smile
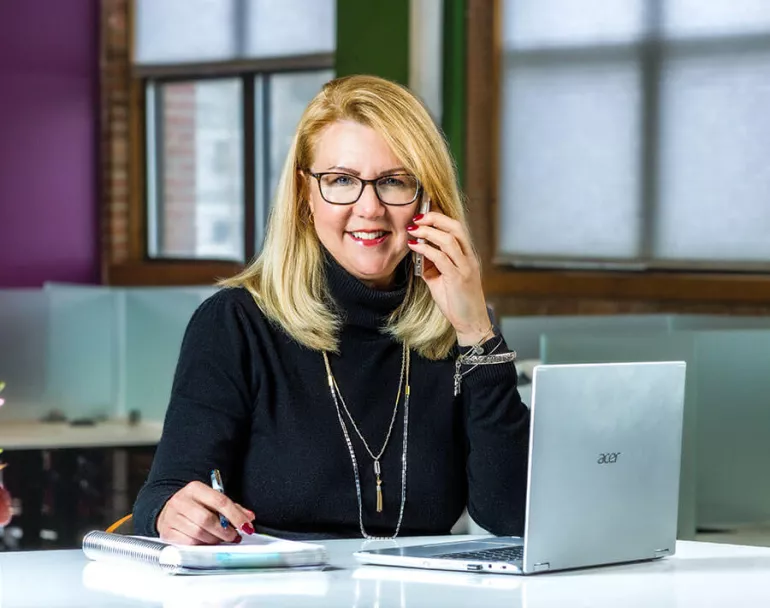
[347,229,391,246]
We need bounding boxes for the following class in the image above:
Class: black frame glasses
[308,171,422,206]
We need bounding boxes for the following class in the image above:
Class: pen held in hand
[209,468,229,529]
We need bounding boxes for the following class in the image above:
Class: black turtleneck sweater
[133,256,530,540]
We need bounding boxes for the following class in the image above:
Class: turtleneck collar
[323,248,409,329]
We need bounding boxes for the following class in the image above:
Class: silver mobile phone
[413,196,431,277]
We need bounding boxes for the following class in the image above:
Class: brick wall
[160,83,197,256]
[100,0,130,270]
[100,0,198,271]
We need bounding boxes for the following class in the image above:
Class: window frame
[466,0,770,305]
[107,1,333,285]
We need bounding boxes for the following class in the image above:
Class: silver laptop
[354,361,686,575]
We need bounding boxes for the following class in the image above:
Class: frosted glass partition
[123,288,218,421]
[0,289,48,421]
[500,315,671,360]
[671,315,770,330]
[693,329,770,527]
[44,284,117,420]
[501,313,770,360]
[540,331,698,540]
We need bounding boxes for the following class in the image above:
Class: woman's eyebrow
[324,165,408,177]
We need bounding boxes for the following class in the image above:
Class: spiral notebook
[82,531,328,575]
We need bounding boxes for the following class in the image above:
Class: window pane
[656,51,770,263]
[148,80,244,261]
[245,0,336,57]
[135,0,236,64]
[664,0,770,39]
[268,70,334,195]
[498,60,642,260]
[502,0,645,50]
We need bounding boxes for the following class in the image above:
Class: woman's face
[307,120,420,289]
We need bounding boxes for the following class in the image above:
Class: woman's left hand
[407,212,492,346]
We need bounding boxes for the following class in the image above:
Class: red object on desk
[0,485,12,526]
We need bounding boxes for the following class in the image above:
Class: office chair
[106,513,133,534]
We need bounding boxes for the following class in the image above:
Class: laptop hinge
[533,562,551,572]
[654,548,671,557]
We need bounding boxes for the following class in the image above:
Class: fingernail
[413,214,424,222]
[407,238,418,245]
[241,523,255,535]
[233,534,243,543]
[406,224,418,231]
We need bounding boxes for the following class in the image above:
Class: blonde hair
[221,74,472,360]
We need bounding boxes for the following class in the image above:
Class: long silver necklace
[322,343,410,540]
[327,342,405,512]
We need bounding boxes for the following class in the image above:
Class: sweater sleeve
[132,290,256,537]
[461,330,530,536]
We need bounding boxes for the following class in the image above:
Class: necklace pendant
[454,360,462,396]
[376,476,383,513]
[374,460,383,513]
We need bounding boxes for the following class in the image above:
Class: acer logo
[597,452,621,464]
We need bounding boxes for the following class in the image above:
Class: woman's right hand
[156,481,256,545]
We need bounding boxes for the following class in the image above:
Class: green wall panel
[442,0,466,187]
[336,0,410,85]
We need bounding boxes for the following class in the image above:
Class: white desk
[1,536,770,607]
[0,420,163,451]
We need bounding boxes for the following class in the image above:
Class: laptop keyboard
[439,546,524,563]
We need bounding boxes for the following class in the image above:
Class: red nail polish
[413,214,424,221]
[241,523,255,535]
[406,224,418,231]
[407,238,418,244]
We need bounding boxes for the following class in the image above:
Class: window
[134,0,335,263]
[146,79,244,261]
[498,0,770,271]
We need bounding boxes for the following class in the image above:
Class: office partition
[123,288,218,420]
[693,329,770,527]
[44,284,117,420]
[0,290,48,421]
[501,315,671,360]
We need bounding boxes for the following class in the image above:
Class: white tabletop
[0,420,163,450]
[1,536,770,607]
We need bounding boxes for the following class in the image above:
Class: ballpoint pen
[210,468,229,529]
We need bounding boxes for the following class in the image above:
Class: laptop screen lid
[522,361,686,573]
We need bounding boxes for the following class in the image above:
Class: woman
[133,75,529,543]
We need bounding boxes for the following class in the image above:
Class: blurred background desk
[0,420,161,551]
[0,420,162,451]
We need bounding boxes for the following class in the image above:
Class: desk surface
[0,420,163,450]
[1,536,770,607]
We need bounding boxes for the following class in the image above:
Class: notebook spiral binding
[82,531,180,573]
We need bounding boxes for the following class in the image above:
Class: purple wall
[0,0,99,287]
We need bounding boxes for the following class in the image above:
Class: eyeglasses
[308,172,421,206]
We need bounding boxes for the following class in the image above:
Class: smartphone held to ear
[413,196,431,277]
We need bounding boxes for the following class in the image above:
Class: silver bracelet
[453,338,516,396]
[460,351,517,366]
